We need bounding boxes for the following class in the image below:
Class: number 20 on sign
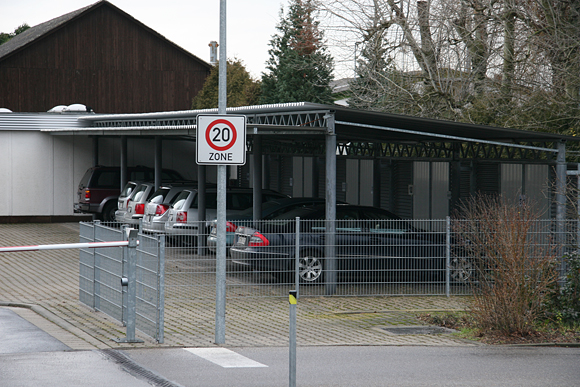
[196,115,246,165]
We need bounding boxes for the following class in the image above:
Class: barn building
[0,0,211,113]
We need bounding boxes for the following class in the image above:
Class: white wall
[0,130,202,217]
[0,131,92,216]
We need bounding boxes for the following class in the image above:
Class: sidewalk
[0,222,477,350]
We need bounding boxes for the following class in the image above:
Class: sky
[0,0,288,79]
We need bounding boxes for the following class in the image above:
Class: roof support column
[325,113,337,295]
[154,136,162,189]
[450,143,461,213]
[92,137,99,167]
[197,165,207,256]
[556,140,567,279]
[253,135,263,220]
[373,148,381,207]
[120,136,127,191]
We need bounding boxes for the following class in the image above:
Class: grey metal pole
[92,137,99,167]
[445,216,451,297]
[325,113,337,295]
[253,135,263,221]
[215,0,227,345]
[115,228,143,343]
[289,290,297,387]
[154,136,162,189]
[198,165,207,256]
[157,233,166,344]
[294,217,300,297]
[556,141,566,279]
[577,163,580,251]
[120,136,128,191]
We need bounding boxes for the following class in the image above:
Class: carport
[43,102,578,294]
[44,102,576,223]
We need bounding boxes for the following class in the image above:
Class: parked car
[230,204,457,284]
[141,183,200,233]
[74,165,184,221]
[164,188,289,243]
[115,182,157,225]
[207,197,341,253]
[115,180,143,223]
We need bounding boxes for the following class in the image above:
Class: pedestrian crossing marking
[184,347,268,368]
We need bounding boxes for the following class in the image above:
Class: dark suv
[74,166,184,221]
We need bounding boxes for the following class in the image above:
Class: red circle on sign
[205,119,238,151]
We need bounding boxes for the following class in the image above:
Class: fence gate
[79,221,165,343]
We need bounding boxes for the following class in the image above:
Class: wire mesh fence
[158,217,577,300]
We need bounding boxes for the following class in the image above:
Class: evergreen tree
[261,0,334,104]
[191,59,260,109]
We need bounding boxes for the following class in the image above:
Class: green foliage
[191,59,261,109]
[545,251,580,324]
[261,0,334,104]
[0,23,30,45]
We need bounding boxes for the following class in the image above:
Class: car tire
[102,202,117,222]
[449,256,474,284]
[298,252,324,284]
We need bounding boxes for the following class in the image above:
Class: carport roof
[42,102,578,146]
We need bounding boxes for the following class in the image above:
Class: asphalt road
[2,307,579,387]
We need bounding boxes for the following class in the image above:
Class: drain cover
[380,326,455,335]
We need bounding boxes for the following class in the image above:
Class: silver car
[114,181,141,223]
[164,188,288,243]
[141,183,197,233]
[116,182,157,225]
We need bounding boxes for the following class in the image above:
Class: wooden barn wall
[0,6,210,113]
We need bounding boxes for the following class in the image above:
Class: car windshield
[132,185,149,202]
[120,182,137,197]
[235,200,283,217]
[149,188,170,204]
[263,205,324,225]
[171,191,191,210]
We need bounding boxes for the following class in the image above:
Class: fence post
[294,217,300,298]
[157,233,166,344]
[446,216,451,298]
[115,228,143,343]
[121,224,128,326]
[93,221,101,311]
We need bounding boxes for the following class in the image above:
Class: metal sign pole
[289,290,297,387]
[215,0,227,345]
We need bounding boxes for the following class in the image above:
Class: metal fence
[78,217,577,342]
[79,221,165,342]
[161,217,575,300]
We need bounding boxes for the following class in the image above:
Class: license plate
[238,235,247,245]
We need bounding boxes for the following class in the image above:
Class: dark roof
[0,3,92,60]
[66,102,578,147]
[0,0,210,68]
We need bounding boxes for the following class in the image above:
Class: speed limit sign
[196,115,246,165]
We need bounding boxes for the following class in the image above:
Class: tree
[320,0,580,135]
[191,59,261,109]
[0,23,30,45]
[261,0,334,104]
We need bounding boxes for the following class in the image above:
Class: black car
[230,204,464,284]
[207,197,341,253]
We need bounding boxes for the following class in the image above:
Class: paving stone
[0,223,478,349]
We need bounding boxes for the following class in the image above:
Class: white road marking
[184,347,268,368]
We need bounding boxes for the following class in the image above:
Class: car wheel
[299,253,324,284]
[102,202,117,222]
[449,257,474,283]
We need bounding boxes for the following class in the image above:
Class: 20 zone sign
[197,115,246,165]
